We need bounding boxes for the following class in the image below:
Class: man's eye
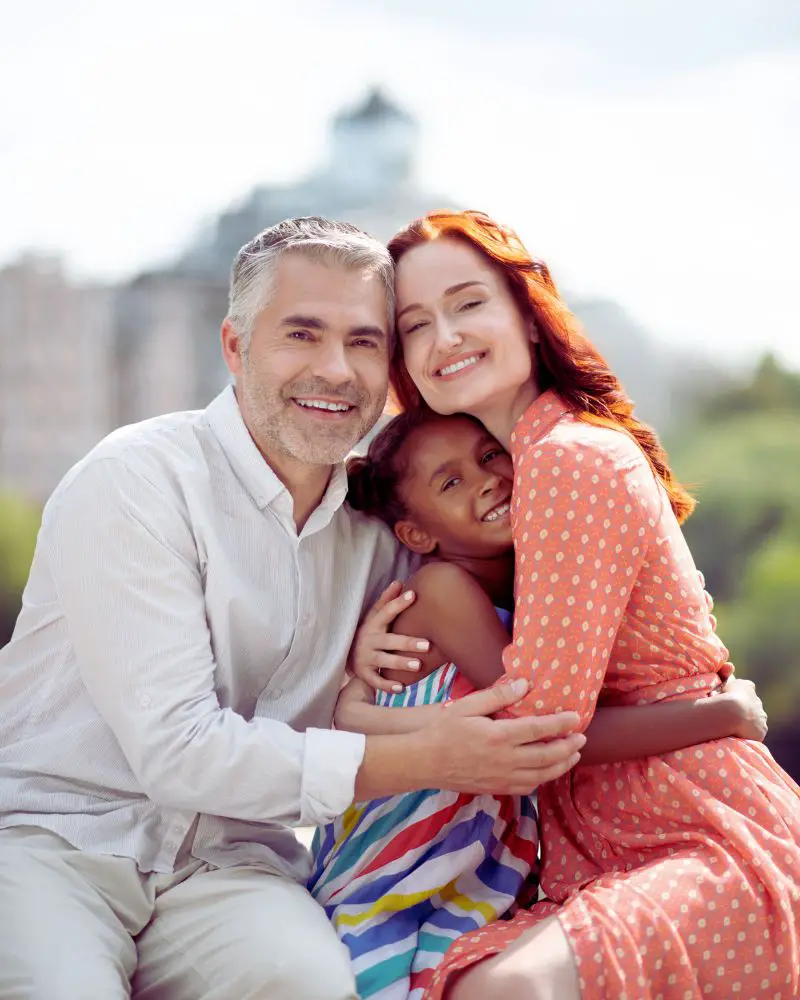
[288,330,313,341]
[351,339,378,349]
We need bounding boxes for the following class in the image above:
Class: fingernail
[510,679,528,695]
[416,640,429,651]
[403,591,414,601]
[568,753,581,767]
[408,659,421,670]
[392,684,403,693]
[573,733,587,747]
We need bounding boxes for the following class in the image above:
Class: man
[0,218,583,999]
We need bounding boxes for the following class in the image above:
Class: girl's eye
[402,319,428,336]
[441,477,461,492]
[482,448,503,464]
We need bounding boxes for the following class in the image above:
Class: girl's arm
[334,676,448,734]
[581,676,767,764]
[338,563,768,749]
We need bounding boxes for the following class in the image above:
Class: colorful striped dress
[308,609,539,1000]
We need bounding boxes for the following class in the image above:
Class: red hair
[387,210,695,523]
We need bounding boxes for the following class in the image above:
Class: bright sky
[1,0,798,364]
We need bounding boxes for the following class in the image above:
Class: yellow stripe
[334,882,498,928]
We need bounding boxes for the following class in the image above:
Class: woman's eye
[458,300,484,312]
[402,319,428,336]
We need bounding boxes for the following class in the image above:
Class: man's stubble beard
[239,367,387,468]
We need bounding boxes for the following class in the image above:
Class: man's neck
[237,404,334,533]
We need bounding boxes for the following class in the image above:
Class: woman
[383,210,800,1000]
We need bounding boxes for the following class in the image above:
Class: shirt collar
[204,385,349,519]
[509,388,572,462]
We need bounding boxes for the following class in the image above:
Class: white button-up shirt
[0,386,413,879]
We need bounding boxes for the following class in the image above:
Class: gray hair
[227,217,395,350]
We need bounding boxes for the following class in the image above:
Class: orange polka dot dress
[426,391,800,1000]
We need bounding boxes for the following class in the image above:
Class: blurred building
[0,88,450,500]
[0,86,692,503]
[116,88,451,427]
[0,256,114,501]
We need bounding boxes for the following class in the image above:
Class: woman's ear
[394,520,437,555]
[528,317,539,344]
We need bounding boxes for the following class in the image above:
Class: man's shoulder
[338,503,421,584]
[49,407,210,509]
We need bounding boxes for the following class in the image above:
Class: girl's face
[396,416,514,559]
[394,238,535,431]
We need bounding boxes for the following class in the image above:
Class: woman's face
[394,238,535,423]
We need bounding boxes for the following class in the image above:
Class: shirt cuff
[299,727,366,826]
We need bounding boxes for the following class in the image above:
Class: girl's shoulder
[407,560,482,598]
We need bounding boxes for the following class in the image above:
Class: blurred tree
[701,352,800,421]
[0,493,40,643]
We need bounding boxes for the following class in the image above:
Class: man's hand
[350,581,430,693]
[355,679,585,800]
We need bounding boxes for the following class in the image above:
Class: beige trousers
[0,826,358,1000]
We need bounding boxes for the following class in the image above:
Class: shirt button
[139,693,152,709]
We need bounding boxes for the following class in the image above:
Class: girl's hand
[349,581,430,693]
[719,675,768,741]
[334,677,375,731]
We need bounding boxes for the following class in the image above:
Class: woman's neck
[472,379,540,449]
[434,550,515,610]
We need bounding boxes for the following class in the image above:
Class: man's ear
[221,318,245,378]
[394,520,437,555]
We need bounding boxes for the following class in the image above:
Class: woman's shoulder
[524,413,646,477]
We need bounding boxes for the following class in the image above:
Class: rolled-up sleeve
[44,457,364,825]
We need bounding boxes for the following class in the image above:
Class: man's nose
[310,343,355,383]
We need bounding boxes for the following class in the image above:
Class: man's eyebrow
[279,314,327,330]
[397,281,486,323]
[278,316,387,341]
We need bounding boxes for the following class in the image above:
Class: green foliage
[667,353,800,722]
[0,493,41,598]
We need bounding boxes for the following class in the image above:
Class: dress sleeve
[502,427,658,730]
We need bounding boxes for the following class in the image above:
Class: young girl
[308,408,766,1000]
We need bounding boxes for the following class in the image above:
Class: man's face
[224,253,390,469]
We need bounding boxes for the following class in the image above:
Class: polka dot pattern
[424,392,800,1000]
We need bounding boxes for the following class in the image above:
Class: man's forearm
[354,731,435,800]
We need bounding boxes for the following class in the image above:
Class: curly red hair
[387,210,695,524]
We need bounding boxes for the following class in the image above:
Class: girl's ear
[394,520,437,555]
[528,316,539,344]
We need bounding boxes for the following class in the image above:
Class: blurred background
[1,1,798,778]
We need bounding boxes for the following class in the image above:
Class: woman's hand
[349,581,430,693]
[719,675,768,741]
